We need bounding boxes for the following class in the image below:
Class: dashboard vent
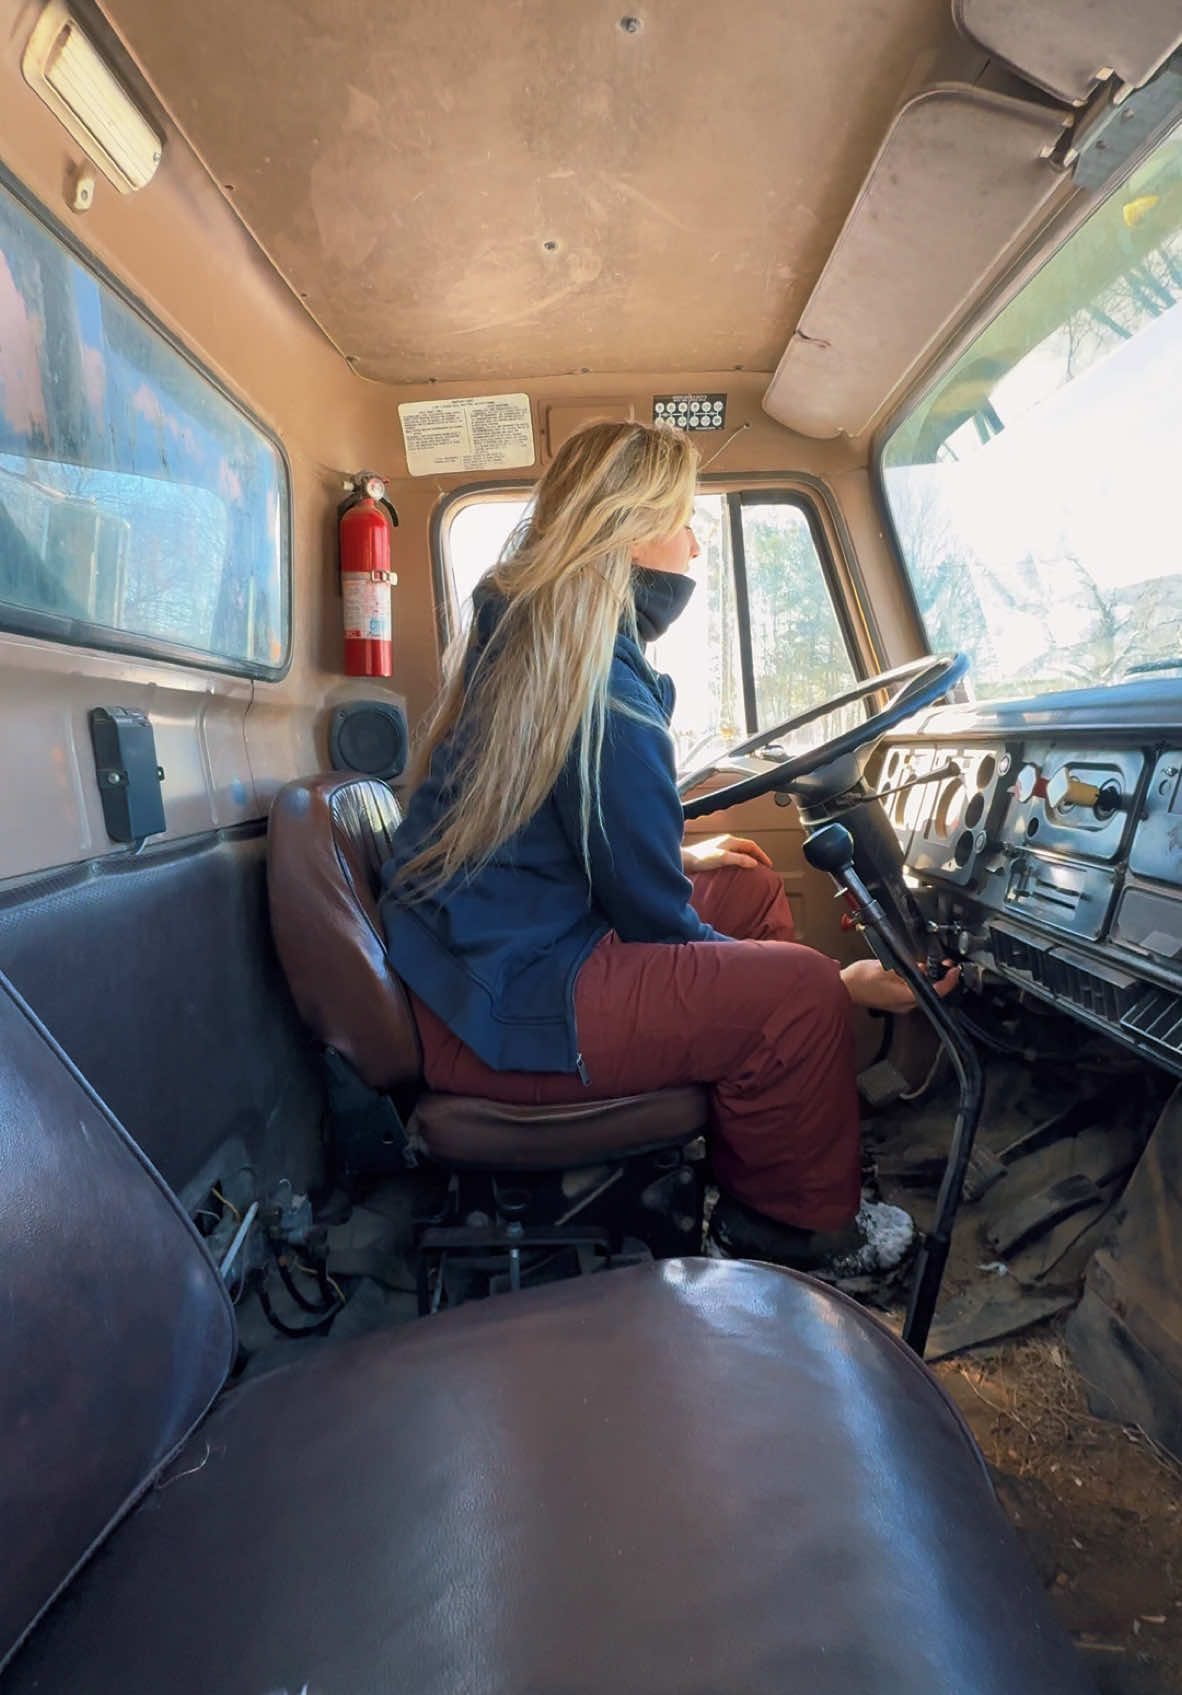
[989,926,1140,1022]
[1122,989,1182,1060]
[991,926,1036,975]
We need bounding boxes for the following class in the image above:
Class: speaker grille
[329,701,408,780]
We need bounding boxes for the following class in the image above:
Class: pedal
[857,1059,909,1108]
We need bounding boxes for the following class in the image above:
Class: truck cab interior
[2,1,1180,1690]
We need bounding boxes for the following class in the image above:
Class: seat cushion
[411,1084,710,1166]
[0,976,234,1674]
[6,1259,1088,1695]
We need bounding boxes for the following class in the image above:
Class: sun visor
[762,87,1065,441]
[954,0,1182,105]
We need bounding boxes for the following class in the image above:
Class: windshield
[881,117,1182,701]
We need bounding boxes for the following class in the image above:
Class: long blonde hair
[397,420,698,891]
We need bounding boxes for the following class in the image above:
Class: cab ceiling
[100,0,964,385]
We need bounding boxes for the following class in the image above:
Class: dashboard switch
[1013,763,1047,803]
[1045,769,1126,819]
[1047,770,1100,811]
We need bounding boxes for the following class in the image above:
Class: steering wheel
[680,653,968,820]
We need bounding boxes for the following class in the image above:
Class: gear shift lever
[802,822,984,1356]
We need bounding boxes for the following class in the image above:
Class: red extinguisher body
[340,496,394,677]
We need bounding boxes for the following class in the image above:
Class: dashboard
[875,679,1182,1077]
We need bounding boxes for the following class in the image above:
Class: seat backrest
[267,774,423,1093]
[0,971,233,1675]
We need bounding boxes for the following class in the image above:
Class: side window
[644,493,742,768]
[444,494,531,631]
[739,497,862,749]
[439,487,857,768]
[0,178,289,675]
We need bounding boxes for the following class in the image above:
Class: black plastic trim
[0,818,267,906]
[727,493,759,734]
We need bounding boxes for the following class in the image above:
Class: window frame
[432,475,876,731]
[430,479,531,653]
[730,487,868,736]
[0,161,294,682]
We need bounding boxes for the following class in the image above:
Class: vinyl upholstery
[268,774,423,1093]
[0,829,322,1191]
[267,773,710,1161]
[0,974,234,1673]
[413,1084,710,1165]
[2,966,1090,1693]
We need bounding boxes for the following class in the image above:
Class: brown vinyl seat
[1,966,1090,1695]
[267,773,709,1168]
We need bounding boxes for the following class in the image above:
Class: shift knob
[802,821,856,875]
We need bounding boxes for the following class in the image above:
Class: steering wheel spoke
[680,654,968,820]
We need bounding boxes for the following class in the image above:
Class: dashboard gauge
[934,778,966,837]
[891,770,914,825]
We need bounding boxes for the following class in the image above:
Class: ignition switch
[1045,769,1125,819]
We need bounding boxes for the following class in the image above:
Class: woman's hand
[840,957,960,1013]
[681,834,773,872]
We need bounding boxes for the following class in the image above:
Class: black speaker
[329,700,408,781]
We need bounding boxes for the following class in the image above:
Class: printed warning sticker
[398,394,536,477]
[343,576,392,642]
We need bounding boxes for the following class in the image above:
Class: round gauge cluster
[882,749,919,826]
[939,753,999,867]
[882,745,1007,880]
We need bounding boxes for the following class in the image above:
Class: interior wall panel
[0,0,916,882]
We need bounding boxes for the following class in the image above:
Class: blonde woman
[382,421,946,1280]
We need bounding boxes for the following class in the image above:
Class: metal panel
[99,0,963,382]
[1129,749,1182,881]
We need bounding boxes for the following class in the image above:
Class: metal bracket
[1054,50,1182,187]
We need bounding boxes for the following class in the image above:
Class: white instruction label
[398,393,536,477]
[343,576,391,642]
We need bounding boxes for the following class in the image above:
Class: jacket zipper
[576,1052,591,1087]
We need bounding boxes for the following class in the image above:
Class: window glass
[0,179,288,673]
[881,119,1182,699]
[741,499,861,749]
[440,489,857,769]
[645,493,743,767]
[444,495,530,631]
[443,491,743,768]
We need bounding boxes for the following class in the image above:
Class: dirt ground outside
[935,1328,1182,1695]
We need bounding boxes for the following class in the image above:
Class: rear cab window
[0,172,290,676]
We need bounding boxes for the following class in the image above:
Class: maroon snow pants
[411,863,862,1231]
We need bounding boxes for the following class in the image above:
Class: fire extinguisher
[338,472,399,677]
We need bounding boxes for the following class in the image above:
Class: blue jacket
[380,595,724,1074]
